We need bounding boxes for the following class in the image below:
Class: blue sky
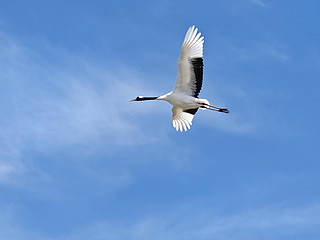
[0,0,319,239]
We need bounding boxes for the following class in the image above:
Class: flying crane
[130,25,229,132]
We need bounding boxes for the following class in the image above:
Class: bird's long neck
[137,96,159,101]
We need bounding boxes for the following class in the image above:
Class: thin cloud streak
[233,44,289,62]
[1,201,319,239]
[250,0,266,7]
[0,30,168,186]
[9,203,315,240]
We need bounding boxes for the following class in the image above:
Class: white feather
[173,25,204,96]
[171,107,195,132]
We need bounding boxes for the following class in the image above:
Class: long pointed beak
[128,99,136,102]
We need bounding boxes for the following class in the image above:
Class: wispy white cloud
[72,204,320,240]
[267,46,289,61]
[0,202,319,240]
[250,0,266,7]
[2,203,313,240]
[230,43,289,62]
[197,204,320,239]
[0,30,171,188]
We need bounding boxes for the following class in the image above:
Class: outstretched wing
[172,106,198,132]
[173,25,204,98]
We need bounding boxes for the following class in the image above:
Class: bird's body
[130,25,229,132]
[157,92,204,109]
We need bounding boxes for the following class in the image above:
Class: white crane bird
[130,25,229,132]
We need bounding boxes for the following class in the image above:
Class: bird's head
[129,96,143,102]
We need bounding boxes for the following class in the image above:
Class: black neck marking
[136,96,159,101]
